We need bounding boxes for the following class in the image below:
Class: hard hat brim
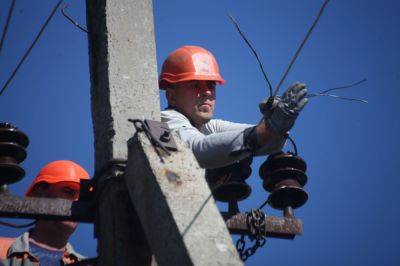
[159,74,226,90]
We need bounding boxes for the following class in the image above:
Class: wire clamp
[129,119,178,163]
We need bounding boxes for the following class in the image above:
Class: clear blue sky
[1,1,399,265]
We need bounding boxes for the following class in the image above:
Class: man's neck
[29,223,70,250]
[168,107,204,130]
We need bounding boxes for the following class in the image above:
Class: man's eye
[63,189,77,197]
[207,82,216,89]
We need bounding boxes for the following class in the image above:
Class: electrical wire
[314,78,366,94]
[0,0,17,56]
[228,14,273,97]
[0,0,63,97]
[273,0,331,97]
[61,4,88,33]
[258,198,269,210]
[308,78,368,103]
[309,93,368,103]
[286,134,298,155]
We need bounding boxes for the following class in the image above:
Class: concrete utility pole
[86,0,242,265]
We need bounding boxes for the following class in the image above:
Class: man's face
[167,80,216,127]
[34,181,80,200]
[33,182,81,232]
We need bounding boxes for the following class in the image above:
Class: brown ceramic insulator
[0,123,29,148]
[209,173,252,202]
[206,158,252,202]
[0,123,29,186]
[0,145,26,185]
[259,152,306,179]
[268,179,308,210]
[0,163,25,186]
[259,152,308,190]
[0,142,27,163]
[262,167,307,192]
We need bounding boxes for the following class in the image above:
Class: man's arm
[162,110,283,169]
[205,118,285,156]
[175,126,253,169]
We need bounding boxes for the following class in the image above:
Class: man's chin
[52,220,78,232]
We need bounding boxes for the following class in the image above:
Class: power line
[61,4,88,33]
[0,0,17,56]
[228,14,273,97]
[273,0,331,97]
[0,0,63,97]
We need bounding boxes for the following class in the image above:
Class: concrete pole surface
[86,0,160,173]
[96,167,153,266]
[86,0,241,265]
[86,0,159,265]
[125,132,243,266]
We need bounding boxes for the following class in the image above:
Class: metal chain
[236,208,267,261]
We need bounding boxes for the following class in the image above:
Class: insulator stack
[0,123,29,186]
[259,152,308,213]
[206,157,252,202]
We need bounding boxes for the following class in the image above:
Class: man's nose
[200,87,213,96]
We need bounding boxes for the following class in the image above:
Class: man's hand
[259,82,308,136]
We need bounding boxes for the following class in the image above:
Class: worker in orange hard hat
[160,45,308,169]
[0,160,89,265]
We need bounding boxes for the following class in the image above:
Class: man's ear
[166,88,176,107]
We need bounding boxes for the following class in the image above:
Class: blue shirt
[29,242,64,266]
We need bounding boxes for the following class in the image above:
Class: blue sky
[1,1,399,265]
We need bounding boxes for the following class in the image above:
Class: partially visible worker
[160,45,308,169]
[0,160,89,266]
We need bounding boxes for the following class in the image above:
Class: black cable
[61,4,88,33]
[0,0,63,97]
[309,93,368,103]
[273,0,331,97]
[315,78,366,94]
[258,198,269,210]
[0,0,17,56]
[286,134,298,155]
[228,14,273,97]
[308,78,368,103]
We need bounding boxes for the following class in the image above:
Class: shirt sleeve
[203,118,286,158]
[161,110,285,169]
[177,126,252,169]
[203,119,253,134]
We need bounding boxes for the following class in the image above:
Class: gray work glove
[259,82,308,135]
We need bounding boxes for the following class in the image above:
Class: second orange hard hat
[159,46,226,89]
[25,160,90,197]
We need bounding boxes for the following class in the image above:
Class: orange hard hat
[159,45,226,89]
[25,160,90,196]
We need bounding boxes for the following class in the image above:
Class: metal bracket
[222,212,302,239]
[143,120,177,151]
[0,193,94,223]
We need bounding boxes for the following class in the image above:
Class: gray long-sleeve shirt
[161,109,285,169]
